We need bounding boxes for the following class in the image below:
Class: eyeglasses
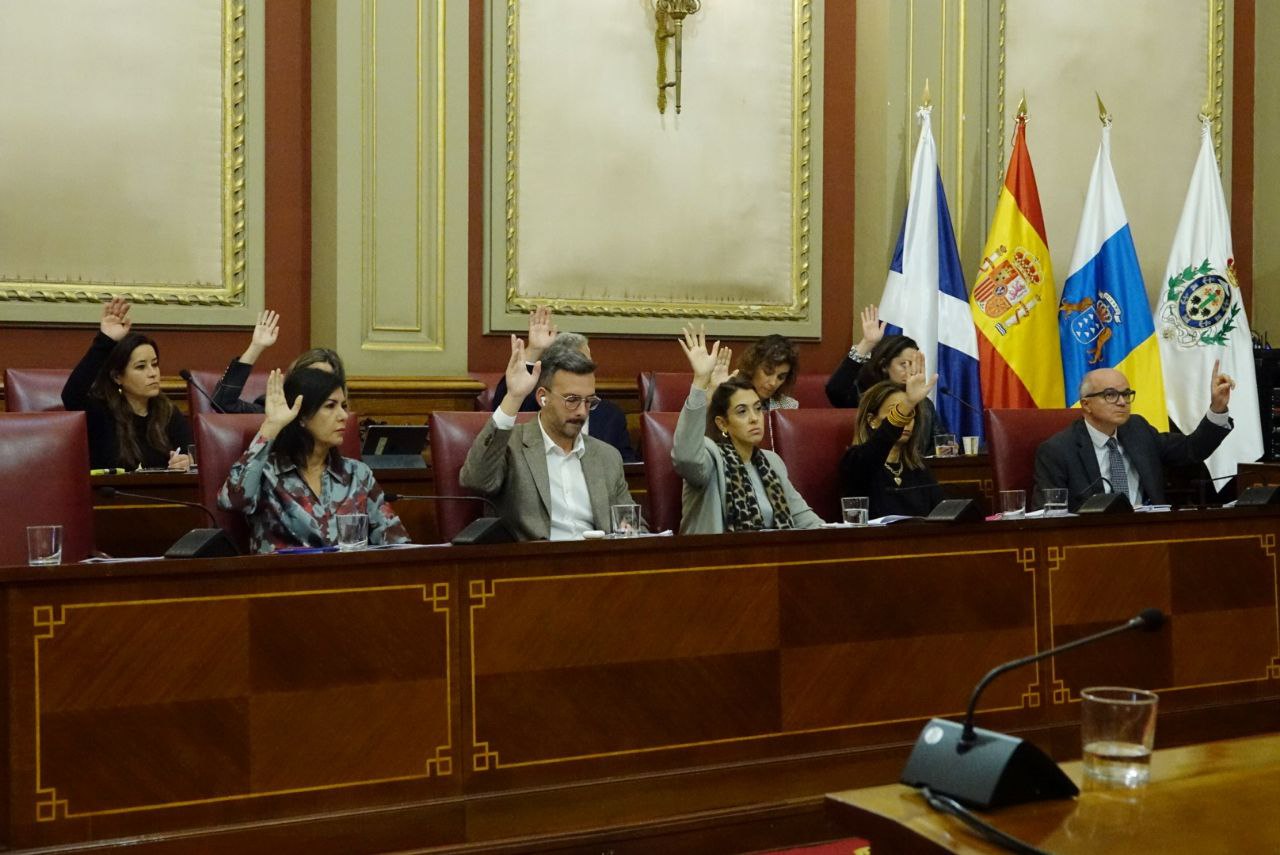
[550,391,602,411]
[1082,388,1137,404]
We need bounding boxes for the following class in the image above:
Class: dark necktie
[1105,436,1130,500]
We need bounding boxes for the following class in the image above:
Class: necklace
[884,459,903,486]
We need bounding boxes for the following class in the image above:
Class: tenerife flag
[879,106,983,439]
[1059,121,1168,427]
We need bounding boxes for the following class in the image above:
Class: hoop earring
[720,429,728,439]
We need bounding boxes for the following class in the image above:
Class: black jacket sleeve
[825,355,863,408]
[62,332,116,410]
[211,359,265,414]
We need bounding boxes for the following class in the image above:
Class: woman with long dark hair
[839,353,944,519]
[672,325,823,534]
[61,297,192,470]
[218,366,408,553]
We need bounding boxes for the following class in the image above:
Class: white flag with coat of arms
[1154,121,1262,482]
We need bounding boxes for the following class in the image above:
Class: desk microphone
[179,369,227,414]
[96,486,238,558]
[900,608,1166,809]
[383,493,512,545]
[937,387,986,419]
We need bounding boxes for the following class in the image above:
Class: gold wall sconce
[655,0,701,114]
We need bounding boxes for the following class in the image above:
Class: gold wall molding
[485,1,825,337]
[0,0,263,323]
[311,0,470,374]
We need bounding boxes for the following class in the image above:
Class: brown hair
[737,335,799,398]
[853,380,925,470]
[288,348,347,384]
[89,333,177,469]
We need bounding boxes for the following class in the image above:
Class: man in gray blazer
[460,335,636,540]
[1034,362,1235,511]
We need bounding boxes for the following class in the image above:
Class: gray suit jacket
[672,389,824,534]
[459,416,635,541]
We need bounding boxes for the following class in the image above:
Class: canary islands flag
[970,112,1065,408]
[1059,122,1167,427]
[879,106,984,439]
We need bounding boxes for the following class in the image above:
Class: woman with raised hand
[672,324,823,534]
[218,366,408,553]
[61,296,193,471]
[839,351,944,519]
[736,333,801,410]
[210,309,346,414]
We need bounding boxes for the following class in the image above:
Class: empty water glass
[336,514,369,551]
[610,503,641,537]
[999,489,1026,520]
[27,525,63,566]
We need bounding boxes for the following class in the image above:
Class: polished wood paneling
[1,511,1277,850]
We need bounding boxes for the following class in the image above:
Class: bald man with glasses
[460,336,637,540]
[1034,362,1235,511]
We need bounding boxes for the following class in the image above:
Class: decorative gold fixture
[655,0,701,114]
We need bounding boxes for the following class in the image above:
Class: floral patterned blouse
[218,433,410,554]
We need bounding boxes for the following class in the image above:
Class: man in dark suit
[461,335,636,540]
[489,307,637,461]
[1035,361,1235,511]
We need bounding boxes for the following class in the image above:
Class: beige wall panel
[1254,2,1280,335]
[0,0,263,324]
[312,0,469,375]
[1004,0,1228,304]
[487,0,824,338]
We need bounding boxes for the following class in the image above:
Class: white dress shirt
[491,408,594,540]
[1084,409,1230,506]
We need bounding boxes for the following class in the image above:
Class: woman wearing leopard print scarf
[672,324,825,535]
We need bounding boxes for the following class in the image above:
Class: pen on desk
[274,545,340,555]
[90,468,127,476]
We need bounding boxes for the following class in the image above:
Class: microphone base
[1237,485,1280,506]
[900,718,1078,810]
[362,454,427,470]
[164,529,240,560]
[926,498,984,523]
[1077,492,1133,514]
[451,517,515,546]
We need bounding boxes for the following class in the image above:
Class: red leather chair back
[186,368,268,417]
[638,372,693,412]
[640,412,683,534]
[4,368,70,413]
[985,408,1081,496]
[789,374,833,409]
[769,408,859,520]
[195,414,264,553]
[430,410,535,540]
[0,412,95,565]
[470,373,502,412]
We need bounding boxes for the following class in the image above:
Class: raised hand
[1209,357,1235,413]
[678,323,721,390]
[710,345,734,388]
[261,368,303,438]
[100,296,133,341]
[241,309,280,365]
[501,335,542,415]
[526,306,558,361]
[856,304,886,352]
[903,350,938,405]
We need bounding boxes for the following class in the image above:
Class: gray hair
[1079,376,1092,400]
[539,346,596,392]
[541,332,589,362]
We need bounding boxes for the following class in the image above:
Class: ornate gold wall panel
[854,1,1230,318]
[311,0,469,374]
[0,0,264,325]
[485,1,825,338]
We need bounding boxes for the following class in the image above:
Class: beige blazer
[459,416,635,541]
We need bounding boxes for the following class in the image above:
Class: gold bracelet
[886,404,914,427]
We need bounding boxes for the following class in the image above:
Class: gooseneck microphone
[960,608,1165,743]
[179,369,227,414]
[96,486,238,558]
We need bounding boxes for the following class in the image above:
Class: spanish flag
[970,110,1065,408]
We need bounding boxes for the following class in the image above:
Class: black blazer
[1033,414,1231,511]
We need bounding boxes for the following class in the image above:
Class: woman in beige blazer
[672,325,824,535]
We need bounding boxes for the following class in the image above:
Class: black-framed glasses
[1082,387,1137,405]
[551,391,602,411]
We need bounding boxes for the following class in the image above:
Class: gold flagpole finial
[1198,104,1213,124]
[1016,92,1028,122]
[1095,92,1112,126]
[922,78,932,109]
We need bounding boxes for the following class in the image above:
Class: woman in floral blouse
[218,366,409,553]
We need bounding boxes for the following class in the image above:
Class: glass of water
[999,489,1026,520]
[336,513,369,551]
[610,503,641,537]
[1037,487,1068,517]
[27,525,63,566]
[1081,686,1158,788]
[933,434,959,457]
[840,496,869,526]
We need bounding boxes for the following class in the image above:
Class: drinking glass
[841,496,869,526]
[1081,687,1158,788]
[999,489,1026,520]
[186,444,199,471]
[962,436,980,455]
[27,525,63,566]
[336,514,369,551]
[610,503,641,537]
[933,434,959,457]
[1038,487,1068,517]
